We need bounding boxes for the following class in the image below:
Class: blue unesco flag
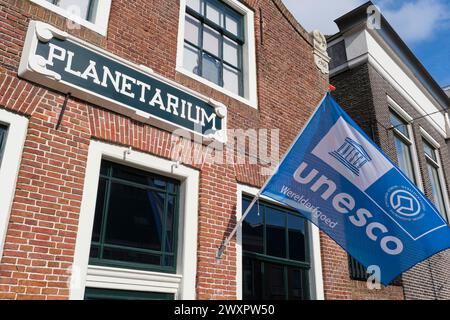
[261,93,450,285]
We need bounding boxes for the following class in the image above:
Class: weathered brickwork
[331,61,450,300]
[329,63,404,300]
[0,0,343,300]
[368,63,450,300]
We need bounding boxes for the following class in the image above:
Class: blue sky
[282,0,450,88]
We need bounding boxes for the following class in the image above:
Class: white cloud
[281,0,450,41]
[381,0,450,43]
[281,0,366,35]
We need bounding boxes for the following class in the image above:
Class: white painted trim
[85,265,182,296]
[330,29,448,139]
[176,0,258,109]
[0,110,28,260]
[419,128,450,222]
[70,140,199,300]
[28,0,112,36]
[388,101,424,191]
[235,184,324,300]
[365,30,446,138]
[419,127,440,149]
[387,95,413,122]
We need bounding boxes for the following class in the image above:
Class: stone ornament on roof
[312,30,331,74]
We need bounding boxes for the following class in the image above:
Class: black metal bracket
[55,93,71,130]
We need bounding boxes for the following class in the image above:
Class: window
[242,196,310,300]
[423,139,448,221]
[89,160,180,273]
[0,110,28,261]
[29,0,112,36]
[84,288,174,300]
[177,0,257,107]
[390,110,417,183]
[44,0,97,21]
[182,0,244,96]
[0,124,8,167]
[348,256,368,281]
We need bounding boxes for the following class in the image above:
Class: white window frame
[29,0,112,36]
[420,127,450,222]
[388,96,423,191]
[176,0,258,109]
[0,109,28,260]
[70,140,199,300]
[236,184,324,300]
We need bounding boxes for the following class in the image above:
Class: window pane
[111,163,168,190]
[205,0,223,26]
[243,257,262,300]
[203,25,220,56]
[423,140,437,162]
[427,162,447,219]
[0,124,8,167]
[102,246,161,265]
[183,44,200,75]
[84,287,175,300]
[264,263,286,300]
[186,0,201,14]
[288,215,306,261]
[105,184,165,251]
[184,15,201,46]
[223,37,239,67]
[288,267,307,300]
[266,208,286,258]
[165,195,176,253]
[225,13,241,37]
[202,53,221,85]
[91,178,107,243]
[223,65,239,95]
[89,244,100,259]
[242,198,263,253]
[54,0,92,20]
[394,135,415,183]
[390,111,409,138]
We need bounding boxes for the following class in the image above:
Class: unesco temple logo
[329,137,372,176]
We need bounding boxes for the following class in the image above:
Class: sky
[282,0,450,88]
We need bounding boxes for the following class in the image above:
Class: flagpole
[216,91,331,259]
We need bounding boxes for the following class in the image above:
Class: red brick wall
[0,0,333,300]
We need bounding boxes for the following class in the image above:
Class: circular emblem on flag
[385,186,424,221]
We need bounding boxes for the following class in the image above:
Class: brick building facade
[0,0,334,300]
[328,2,450,300]
[0,0,446,301]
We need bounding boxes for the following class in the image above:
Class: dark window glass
[243,257,262,300]
[84,288,174,300]
[183,0,244,96]
[389,111,409,138]
[288,267,307,300]
[423,140,437,162]
[90,160,180,273]
[0,124,8,167]
[427,161,447,220]
[91,178,106,243]
[264,263,285,300]
[393,134,416,183]
[348,255,368,281]
[242,198,263,253]
[266,208,286,258]
[242,196,310,300]
[288,215,306,261]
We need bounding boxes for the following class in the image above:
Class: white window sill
[28,0,111,36]
[176,66,257,109]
